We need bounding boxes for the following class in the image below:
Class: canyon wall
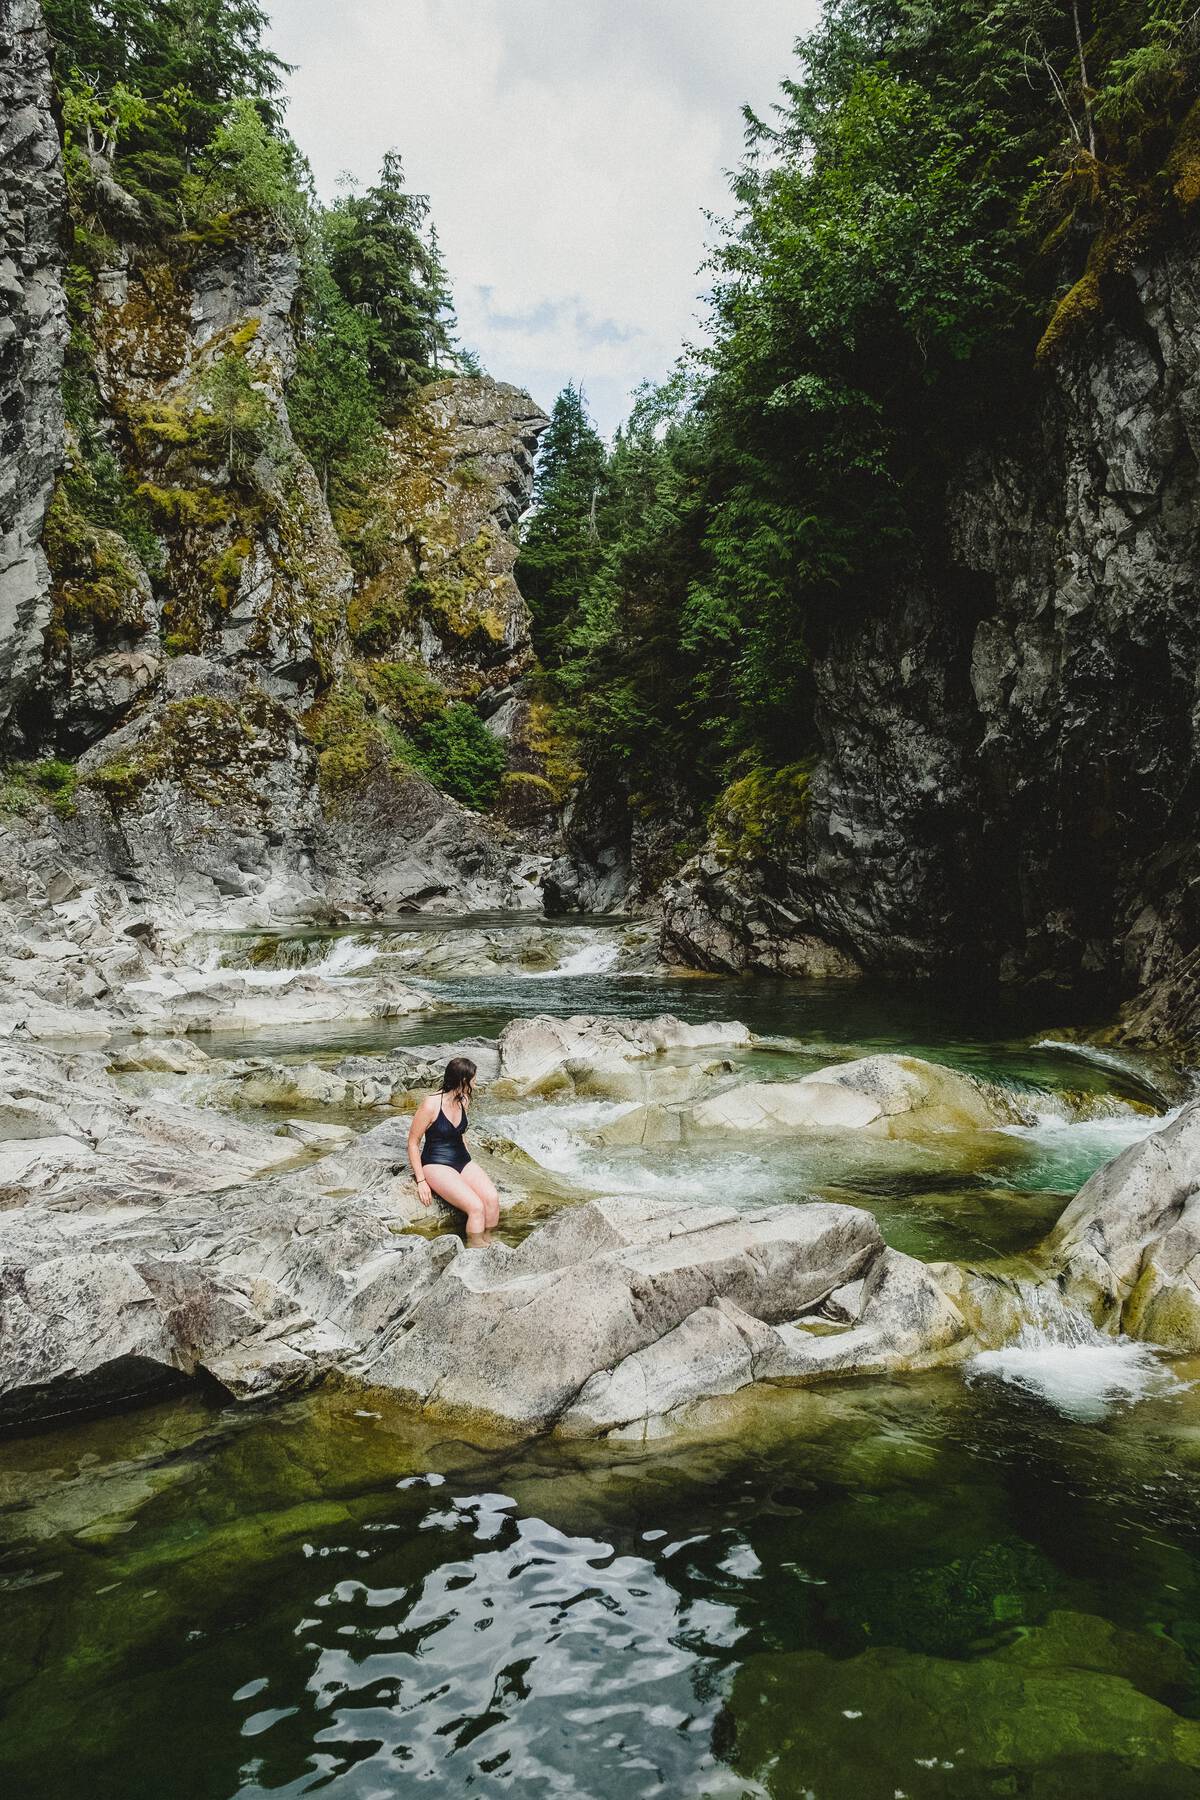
[665,230,1200,1039]
[0,3,550,918]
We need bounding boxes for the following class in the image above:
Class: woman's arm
[407,1097,437,1207]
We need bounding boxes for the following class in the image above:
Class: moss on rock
[84,692,291,812]
[42,479,150,649]
[712,759,815,862]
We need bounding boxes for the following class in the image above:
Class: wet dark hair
[441,1056,477,1096]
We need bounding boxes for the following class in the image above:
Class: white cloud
[267,0,817,435]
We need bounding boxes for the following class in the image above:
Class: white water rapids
[968,1282,1186,1421]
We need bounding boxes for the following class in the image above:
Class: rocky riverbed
[4,829,1200,1443]
[7,859,1200,1799]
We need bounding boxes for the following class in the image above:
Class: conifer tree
[516,384,608,665]
[324,151,443,402]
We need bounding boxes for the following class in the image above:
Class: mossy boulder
[83,689,293,813]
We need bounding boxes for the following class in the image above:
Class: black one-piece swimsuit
[422,1095,471,1173]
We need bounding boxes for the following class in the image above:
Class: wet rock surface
[0,1014,988,1435]
[365,1195,951,1433]
[1049,1096,1200,1350]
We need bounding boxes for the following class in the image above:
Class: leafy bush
[0,760,80,819]
[410,703,507,810]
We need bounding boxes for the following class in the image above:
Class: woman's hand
[416,1179,432,1208]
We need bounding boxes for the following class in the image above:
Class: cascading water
[522,936,622,978]
[968,1279,1184,1421]
[10,912,1200,1798]
[205,933,380,986]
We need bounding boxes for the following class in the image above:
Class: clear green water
[4,922,1199,1797]
[3,1376,1200,1799]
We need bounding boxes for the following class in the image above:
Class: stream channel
[3,913,1200,1798]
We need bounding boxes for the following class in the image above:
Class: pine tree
[426,224,460,374]
[44,0,291,218]
[516,384,608,666]
[325,151,442,402]
[288,256,381,496]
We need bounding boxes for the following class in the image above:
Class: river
[3,915,1199,1798]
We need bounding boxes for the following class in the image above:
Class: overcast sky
[266,1,817,436]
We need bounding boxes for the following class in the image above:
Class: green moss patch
[84,693,291,812]
[0,759,80,820]
[711,759,815,862]
[43,480,149,648]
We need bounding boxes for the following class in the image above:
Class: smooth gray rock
[1047,1101,1200,1345]
[560,1249,971,1440]
[0,1039,452,1423]
[367,1195,883,1428]
[495,1012,751,1096]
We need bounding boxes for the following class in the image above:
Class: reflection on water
[2,1376,1200,1798]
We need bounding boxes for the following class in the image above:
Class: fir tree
[324,151,443,402]
[516,384,608,666]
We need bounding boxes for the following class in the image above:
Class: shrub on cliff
[410,704,507,811]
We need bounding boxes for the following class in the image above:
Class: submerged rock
[727,1638,1200,1796]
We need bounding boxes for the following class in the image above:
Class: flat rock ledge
[0,1033,975,1433]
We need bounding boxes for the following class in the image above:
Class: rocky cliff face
[0,3,551,916]
[665,230,1200,1040]
[0,0,65,736]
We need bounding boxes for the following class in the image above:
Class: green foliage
[526,0,1200,858]
[0,759,80,820]
[197,348,286,478]
[302,682,383,796]
[364,659,446,726]
[516,384,608,665]
[303,672,503,811]
[346,588,408,657]
[287,159,475,528]
[711,761,815,862]
[323,151,456,404]
[43,480,148,641]
[44,0,288,219]
[408,703,507,810]
[189,96,308,234]
[50,401,164,578]
[287,255,383,496]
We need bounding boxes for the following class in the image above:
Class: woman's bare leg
[423,1164,490,1241]
[460,1161,500,1229]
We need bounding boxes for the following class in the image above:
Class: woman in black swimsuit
[406,1055,500,1242]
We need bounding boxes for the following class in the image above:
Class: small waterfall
[1033,1037,1188,1110]
[1011,1279,1104,1347]
[523,937,621,979]
[967,1277,1183,1421]
[203,932,380,985]
[313,935,378,978]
